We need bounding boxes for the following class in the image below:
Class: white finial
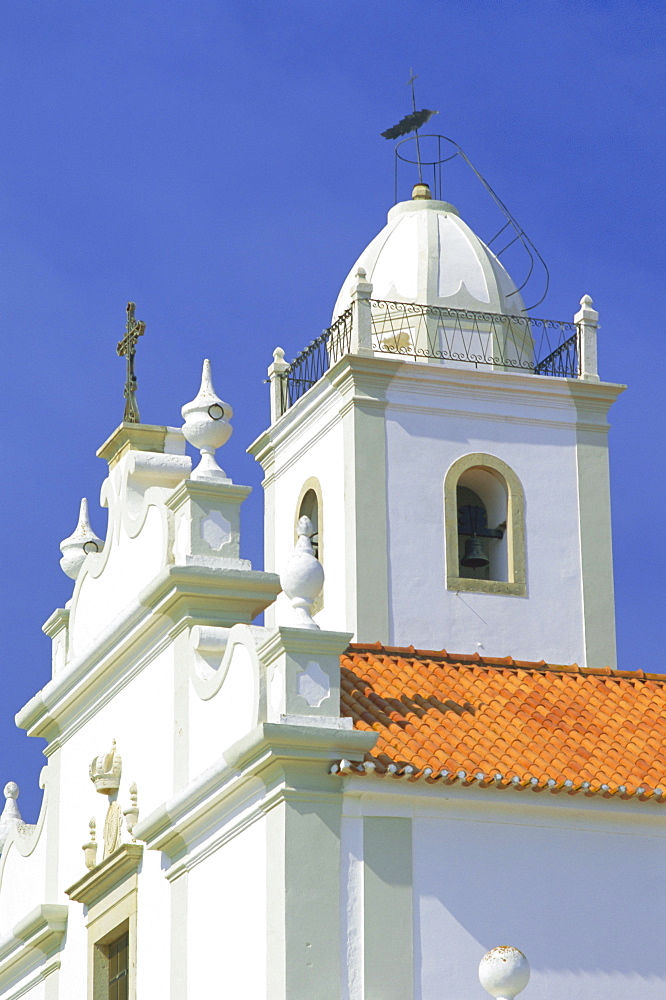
[123,783,139,841]
[181,359,233,482]
[83,816,97,870]
[4,782,18,801]
[575,293,599,323]
[280,516,324,629]
[0,782,23,853]
[268,347,290,422]
[479,946,530,999]
[59,498,104,580]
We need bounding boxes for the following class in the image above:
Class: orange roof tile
[337,643,666,802]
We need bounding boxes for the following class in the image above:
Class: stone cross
[116,301,146,423]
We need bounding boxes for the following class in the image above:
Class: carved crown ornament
[83,740,140,870]
[89,739,122,794]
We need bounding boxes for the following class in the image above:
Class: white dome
[333,191,526,321]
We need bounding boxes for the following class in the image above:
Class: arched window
[444,454,526,596]
[295,478,324,612]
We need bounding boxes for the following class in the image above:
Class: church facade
[0,178,664,1000]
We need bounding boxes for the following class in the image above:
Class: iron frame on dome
[394,133,550,312]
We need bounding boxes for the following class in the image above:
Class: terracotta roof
[337,643,666,802]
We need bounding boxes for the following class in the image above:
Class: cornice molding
[96,422,184,468]
[165,478,252,511]
[248,379,345,468]
[255,406,346,483]
[65,843,143,908]
[41,608,70,640]
[163,782,343,882]
[17,564,280,743]
[0,904,67,991]
[257,626,353,666]
[341,771,666,828]
[247,354,624,470]
[134,722,377,859]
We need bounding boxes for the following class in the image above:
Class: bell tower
[249,162,622,669]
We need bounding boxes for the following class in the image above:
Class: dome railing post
[574,294,599,381]
[349,268,374,356]
[268,347,290,422]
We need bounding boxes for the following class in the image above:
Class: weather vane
[381,70,438,183]
[116,302,146,424]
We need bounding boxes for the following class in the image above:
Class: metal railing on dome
[280,300,579,411]
[278,307,353,412]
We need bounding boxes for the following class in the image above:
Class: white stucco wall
[383,377,587,663]
[341,783,666,1000]
[133,850,172,995]
[0,822,49,936]
[257,359,619,665]
[187,636,259,780]
[186,816,267,997]
[413,811,664,999]
[55,644,176,891]
[70,503,167,658]
[262,382,350,633]
[0,641,178,993]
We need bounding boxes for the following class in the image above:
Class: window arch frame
[444,453,526,597]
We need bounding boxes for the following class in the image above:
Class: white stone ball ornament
[59,498,104,579]
[181,359,233,482]
[479,946,530,999]
[280,516,324,630]
[0,782,23,853]
[3,781,19,801]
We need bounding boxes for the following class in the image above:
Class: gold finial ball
[412,182,432,200]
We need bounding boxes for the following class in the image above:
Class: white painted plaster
[257,384,351,634]
[0,819,49,937]
[199,510,231,550]
[297,661,330,707]
[371,213,419,301]
[70,494,169,658]
[188,641,257,779]
[411,809,665,999]
[133,849,172,996]
[383,376,589,662]
[187,816,267,998]
[190,625,230,696]
[438,214,489,302]
[332,196,527,320]
[339,814,364,1000]
[175,509,189,562]
[269,664,284,718]
[254,358,619,664]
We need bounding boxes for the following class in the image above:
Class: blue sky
[1,1,664,819]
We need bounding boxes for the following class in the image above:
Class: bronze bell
[460,536,489,569]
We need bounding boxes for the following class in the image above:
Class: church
[0,138,664,1000]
